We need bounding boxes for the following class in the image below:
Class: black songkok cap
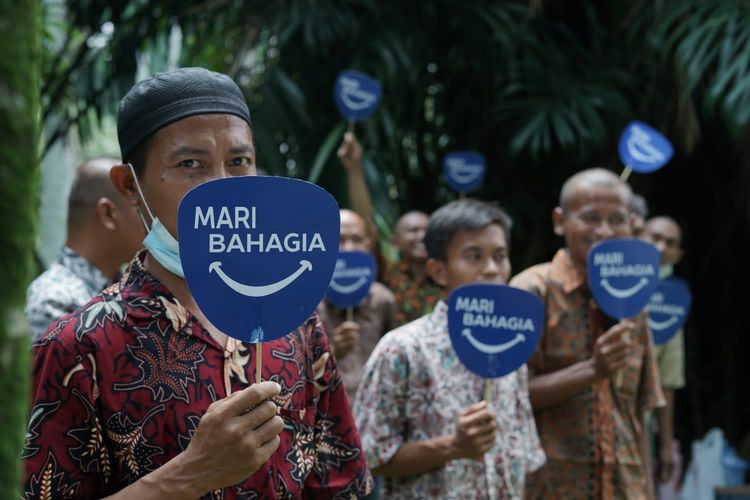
[117,67,252,159]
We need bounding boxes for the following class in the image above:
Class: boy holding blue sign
[355,199,544,499]
[511,168,664,499]
[23,68,371,498]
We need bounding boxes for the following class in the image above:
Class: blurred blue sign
[443,151,486,193]
[448,283,543,378]
[618,121,674,173]
[646,277,692,345]
[588,238,661,319]
[326,250,376,308]
[178,176,340,342]
[333,70,382,121]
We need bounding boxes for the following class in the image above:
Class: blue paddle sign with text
[326,250,376,308]
[443,151,486,193]
[448,284,543,378]
[333,70,382,121]
[588,239,661,319]
[618,121,674,173]
[646,277,692,345]
[177,176,340,343]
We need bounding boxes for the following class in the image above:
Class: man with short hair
[23,67,371,498]
[316,208,396,402]
[641,215,686,485]
[511,168,664,499]
[355,199,544,499]
[25,157,144,339]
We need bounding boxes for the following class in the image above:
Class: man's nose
[595,220,615,238]
[483,257,500,277]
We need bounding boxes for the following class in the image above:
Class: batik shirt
[511,249,665,500]
[23,252,371,499]
[25,247,109,340]
[354,301,545,499]
[384,261,442,326]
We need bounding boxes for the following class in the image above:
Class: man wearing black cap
[23,68,371,498]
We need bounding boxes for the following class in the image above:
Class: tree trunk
[0,0,41,493]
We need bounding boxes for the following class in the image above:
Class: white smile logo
[647,315,679,331]
[461,328,525,354]
[447,158,483,184]
[600,277,649,299]
[329,276,368,294]
[209,260,312,297]
[340,77,377,111]
[626,126,666,165]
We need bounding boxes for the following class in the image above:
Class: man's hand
[181,382,284,494]
[658,442,676,483]
[332,321,359,359]
[450,401,497,460]
[593,321,634,378]
[337,132,363,171]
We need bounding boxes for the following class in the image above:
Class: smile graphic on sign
[178,176,340,342]
[646,277,692,345]
[618,121,674,173]
[333,70,382,122]
[443,151,486,193]
[325,251,376,308]
[209,260,313,297]
[448,284,543,379]
[588,239,661,319]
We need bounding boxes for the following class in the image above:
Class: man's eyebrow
[169,146,210,159]
[229,145,255,155]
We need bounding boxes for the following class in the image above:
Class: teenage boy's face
[553,185,631,270]
[428,223,510,294]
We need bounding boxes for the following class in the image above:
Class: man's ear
[110,164,140,208]
[552,206,565,237]
[425,257,447,288]
[96,197,118,231]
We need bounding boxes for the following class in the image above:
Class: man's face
[339,210,371,252]
[553,185,632,270]
[138,114,256,238]
[641,218,683,266]
[394,212,429,261]
[428,223,510,294]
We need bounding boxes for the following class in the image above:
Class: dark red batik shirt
[23,252,372,499]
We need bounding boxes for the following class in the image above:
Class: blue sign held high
[646,277,692,345]
[333,70,382,121]
[588,238,661,319]
[177,176,340,343]
[618,121,674,173]
[326,250,376,308]
[443,151,486,193]
[448,284,544,378]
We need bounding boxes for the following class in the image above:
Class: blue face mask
[129,164,185,277]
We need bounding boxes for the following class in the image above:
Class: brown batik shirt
[385,261,442,327]
[511,249,665,500]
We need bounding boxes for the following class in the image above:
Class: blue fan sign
[448,284,544,378]
[443,151,486,193]
[646,277,692,345]
[618,121,674,173]
[326,250,377,308]
[177,176,340,343]
[588,239,661,319]
[333,70,382,121]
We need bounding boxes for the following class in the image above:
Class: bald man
[512,168,664,499]
[317,209,396,403]
[25,157,144,339]
[641,216,686,485]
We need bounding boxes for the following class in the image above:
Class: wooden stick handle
[620,166,633,182]
[483,379,492,401]
[347,121,355,134]
[346,307,354,322]
[255,343,262,384]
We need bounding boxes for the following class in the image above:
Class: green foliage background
[0,0,40,494]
